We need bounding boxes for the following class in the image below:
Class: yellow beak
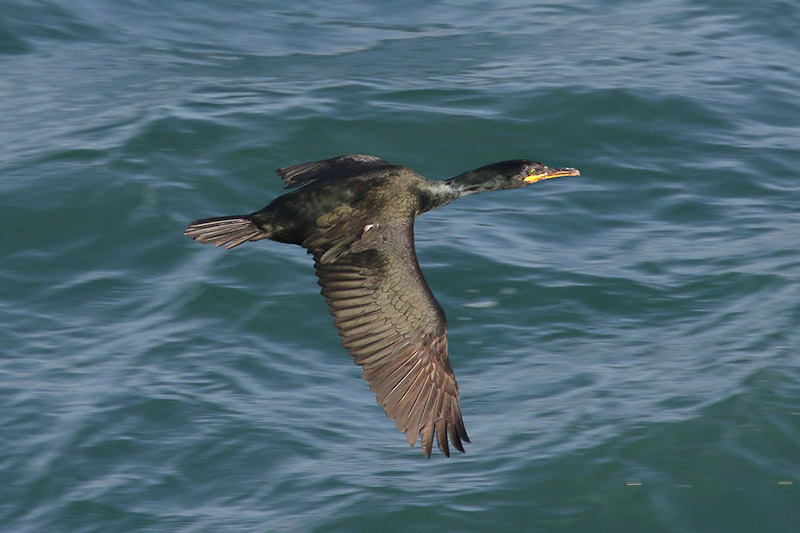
[524,166,581,183]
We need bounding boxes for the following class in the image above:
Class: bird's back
[255,164,425,246]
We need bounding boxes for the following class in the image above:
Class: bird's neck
[417,170,506,215]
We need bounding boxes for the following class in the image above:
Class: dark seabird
[185,154,579,457]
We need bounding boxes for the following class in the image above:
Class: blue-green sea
[2,1,799,531]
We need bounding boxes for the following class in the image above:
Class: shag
[185,154,579,457]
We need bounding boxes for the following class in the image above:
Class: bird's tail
[184,215,266,249]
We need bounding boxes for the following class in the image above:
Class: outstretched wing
[309,222,469,457]
[277,154,391,189]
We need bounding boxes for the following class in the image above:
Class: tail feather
[184,215,266,249]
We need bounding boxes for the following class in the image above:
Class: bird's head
[443,159,580,198]
[485,160,580,189]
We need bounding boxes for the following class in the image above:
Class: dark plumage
[185,154,579,457]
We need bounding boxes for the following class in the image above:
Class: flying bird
[185,154,579,457]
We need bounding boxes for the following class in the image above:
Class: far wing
[310,223,469,457]
[277,154,391,189]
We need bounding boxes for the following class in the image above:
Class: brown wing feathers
[277,154,391,189]
[314,248,469,457]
